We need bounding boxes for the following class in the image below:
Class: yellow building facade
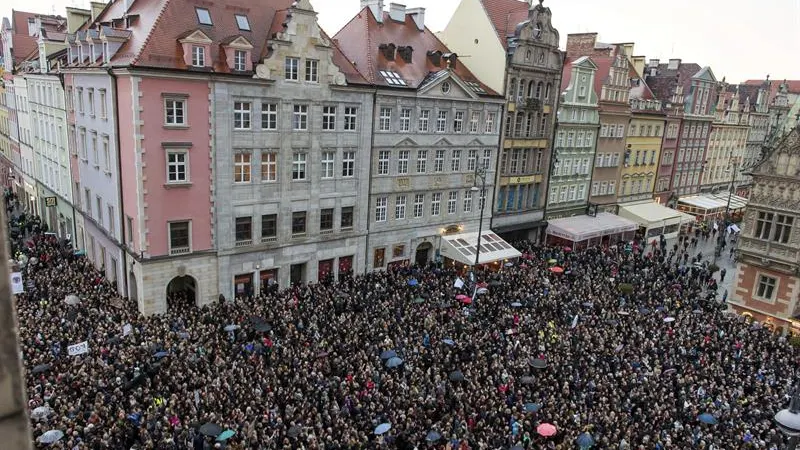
[618,104,665,203]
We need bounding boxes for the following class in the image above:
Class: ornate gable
[509,0,562,71]
[417,70,479,100]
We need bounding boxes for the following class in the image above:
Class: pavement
[660,230,739,302]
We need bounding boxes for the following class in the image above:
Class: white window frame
[168,221,192,255]
[413,194,424,218]
[397,150,409,174]
[485,112,496,133]
[436,110,448,132]
[451,149,461,172]
[285,57,299,80]
[293,104,309,130]
[164,98,186,126]
[342,151,355,177]
[344,107,358,131]
[377,150,390,175]
[463,190,473,212]
[292,152,307,180]
[469,111,480,133]
[321,151,335,179]
[467,149,477,171]
[234,152,251,183]
[191,45,205,67]
[261,103,278,130]
[375,197,388,222]
[322,105,337,131]
[431,192,441,216]
[233,101,251,129]
[399,108,411,132]
[416,150,427,173]
[418,110,430,132]
[166,150,189,183]
[434,150,445,173]
[447,191,458,214]
[754,273,778,303]
[305,59,319,83]
[261,151,277,182]
[233,50,247,71]
[395,195,406,220]
[453,111,464,133]
[379,107,392,131]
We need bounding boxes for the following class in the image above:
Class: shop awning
[546,212,638,242]
[618,202,695,229]
[678,195,728,211]
[710,193,748,210]
[440,231,522,266]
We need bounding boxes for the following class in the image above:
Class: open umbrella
[32,363,51,374]
[38,430,65,444]
[455,294,470,301]
[253,322,271,332]
[536,423,557,437]
[698,413,717,425]
[476,287,489,295]
[287,425,302,438]
[216,430,236,441]
[153,351,169,359]
[523,402,540,413]
[504,262,514,267]
[563,246,572,252]
[510,302,522,308]
[412,297,425,304]
[460,297,473,305]
[442,338,455,346]
[664,317,676,323]
[407,279,419,286]
[30,406,52,420]
[64,294,80,305]
[426,431,442,442]
[374,423,392,435]
[617,310,630,316]
[519,376,535,385]
[638,307,651,314]
[199,423,223,437]
[385,356,404,368]
[547,259,557,264]
[380,350,397,360]
[223,324,239,332]
[549,266,564,274]
[449,370,465,382]
[577,432,594,448]
[529,358,547,369]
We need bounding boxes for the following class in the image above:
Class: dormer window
[196,8,212,25]
[90,44,96,62]
[234,50,246,71]
[235,14,250,31]
[192,45,205,67]
[103,42,110,64]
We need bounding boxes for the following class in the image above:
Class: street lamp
[470,166,488,283]
[714,158,738,261]
[775,385,800,449]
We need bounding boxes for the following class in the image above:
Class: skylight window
[235,14,250,31]
[196,8,213,25]
[465,81,486,94]
[380,70,407,86]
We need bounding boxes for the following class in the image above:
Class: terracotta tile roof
[643,62,702,105]
[333,7,498,95]
[733,83,760,107]
[9,11,38,66]
[744,79,800,101]
[480,0,529,50]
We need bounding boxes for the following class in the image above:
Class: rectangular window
[321,151,335,179]
[292,104,308,130]
[434,150,445,172]
[102,137,111,171]
[291,211,307,236]
[261,103,278,130]
[436,110,448,132]
[378,150,390,175]
[451,149,461,172]
[341,206,354,229]
[482,149,492,170]
[756,275,777,301]
[96,196,104,225]
[431,192,441,216]
[261,214,277,241]
[261,152,277,182]
[375,197,387,222]
[379,107,392,131]
[469,111,480,133]
[233,50,247,71]
[453,111,464,133]
[342,151,355,177]
[397,150,409,174]
[774,214,794,244]
[305,59,319,82]
[234,101,251,129]
[395,195,406,220]
[85,188,92,216]
[292,153,307,180]
[413,194,424,218]
[463,190,473,212]
[235,14,250,30]
[416,150,427,173]
[320,208,334,232]
[591,182,599,196]
[191,45,205,67]
[91,133,98,166]
[164,98,186,126]
[755,211,774,239]
[608,181,616,194]
[344,107,358,131]
[166,151,188,183]
[235,216,253,245]
[87,89,95,116]
[169,221,191,254]
[285,57,299,80]
[99,90,107,118]
[322,106,336,130]
[485,112,496,133]
[399,108,411,132]
[447,191,458,214]
[467,149,477,171]
[234,152,251,183]
[373,248,386,268]
[418,110,430,132]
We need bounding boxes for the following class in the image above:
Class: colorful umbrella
[374,423,392,435]
[216,430,236,441]
[549,266,564,274]
[455,294,470,301]
[537,423,557,437]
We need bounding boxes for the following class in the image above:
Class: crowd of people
[11,192,800,449]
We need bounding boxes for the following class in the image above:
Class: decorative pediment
[418,70,479,100]
[466,138,484,147]
[395,138,419,147]
[433,137,454,146]
[222,36,253,50]
[178,30,212,45]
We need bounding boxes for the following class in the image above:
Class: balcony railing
[169,246,190,256]
[235,239,252,248]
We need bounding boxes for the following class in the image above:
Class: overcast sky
[3,0,798,83]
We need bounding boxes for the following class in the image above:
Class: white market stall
[677,195,728,220]
[439,231,522,270]
[618,202,695,239]
[545,213,638,249]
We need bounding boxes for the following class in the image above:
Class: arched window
[527,81,535,98]
[517,80,525,99]
[508,78,517,100]
[535,81,543,99]
[545,83,552,100]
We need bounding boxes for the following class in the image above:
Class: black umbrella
[199,423,223,437]
[32,364,51,374]
[107,336,122,345]
[529,358,547,369]
[287,425,302,438]
[449,370,465,382]
[253,322,271,332]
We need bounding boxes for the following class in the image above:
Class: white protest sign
[122,323,133,337]
[67,341,89,356]
[10,272,23,294]
[454,278,464,289]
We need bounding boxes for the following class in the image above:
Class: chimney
[667,58,681,70]
[361,0,384,23]
[388,3,406,22]
[407,7,425,31]
[65,7,92,33]
[427,50,442,67]
[90,2,106,21]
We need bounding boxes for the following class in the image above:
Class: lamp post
[470,166,488,283]
[775,385,800,449]
[714,159,738,261]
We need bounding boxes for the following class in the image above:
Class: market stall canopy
[439,231,522,266]
[546,213,638,242]
[678,195,728,212]
[619,202,694,228]
[710,192,748,210]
